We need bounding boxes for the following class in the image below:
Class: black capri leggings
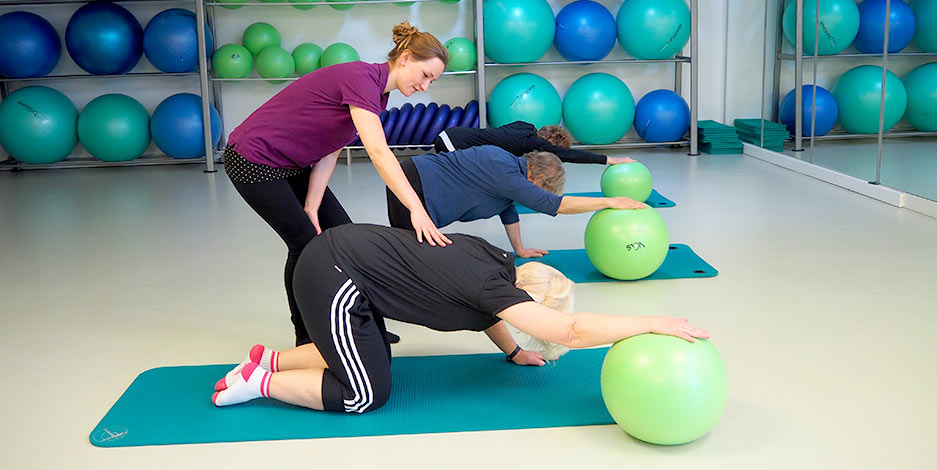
[385,157,426,231]
[293,237,392,413]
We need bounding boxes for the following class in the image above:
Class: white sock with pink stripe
[212,362,271,407]
[215,344,279,391]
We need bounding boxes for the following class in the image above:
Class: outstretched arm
[484,321,545,366]
[557,195,646,214]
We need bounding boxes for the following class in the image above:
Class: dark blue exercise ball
[780,85,839,137]
[554,0,617,61]
[854,0,916,53]
[633,89,690,143]
[65,2,143,75]
[143,9,214,73]
[151,93,221,159]
[0,11,61,78]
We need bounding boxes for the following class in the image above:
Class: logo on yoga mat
[92,426,129,443]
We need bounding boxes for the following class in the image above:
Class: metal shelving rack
[0,0,220,172]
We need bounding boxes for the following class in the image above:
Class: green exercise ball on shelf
[584,207,669,280]
[242,22,281,56]
[616,0,690,59]
[212,43,253,80]
[293,43,323,76]
[394,1,416,6]
[440,0,461,3]
[488,73,561,128]
[600,161,653,202]
[562,73,635,145]
[782,0,860,55]
[0,86,78,165]
[903,62,937,132]
[289,0,317,10]
[217,0,248,9]
[483,0,556,63]
[444,37,476,72]
[913,0,937,52]
[77,94,150,162]
[601,335,727,445]
[832,65,907,134]
[320,43,359,68]
[326,0,355,11]
[256,46,295,83]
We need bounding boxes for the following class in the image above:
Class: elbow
[560,317,587,349]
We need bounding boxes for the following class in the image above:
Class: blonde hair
[524,151,566,196]
[536,125,572,149]
[388,22,449,67]
[512,262,574,361]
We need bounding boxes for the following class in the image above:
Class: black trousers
[385,157,426,231]
[230,169,352,346]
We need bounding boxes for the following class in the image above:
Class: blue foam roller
[383,108,399,140]
[399,103,425,146]
[472,114,479,128]
[460,100,478,128]
[380,109,389,123]
[412,102,438,147]
[445,106,464,131]
[423,104,451,145]
[389,103,412,145]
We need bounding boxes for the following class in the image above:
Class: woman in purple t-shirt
[224,22,451,345]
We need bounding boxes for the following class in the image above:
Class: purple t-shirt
[228,61,390,169]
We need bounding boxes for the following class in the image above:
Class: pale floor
[1,149,936,469]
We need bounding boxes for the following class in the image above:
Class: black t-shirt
[324,224,533,332]
[444,121,607,164]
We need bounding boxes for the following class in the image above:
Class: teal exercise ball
[483,0,555,63]
[601,335,727,445]
[562,73,635,145]
[242,22,280,56]
[256,46,295,83]
[782,0,860,55]
[0,85,77,164]
[488,73,561,128]
[913,0,937,52]
[444,37,476,72]
[77,94,150,162]
[320,43,359,68]
[584,207,668,280]
[832,65,907,134]
[212,43,253,79]
[903,62,937,132]
[616,0,690,59]
[601,162,653,202]
[292,43,322,76]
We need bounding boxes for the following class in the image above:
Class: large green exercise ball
[483,0,555,63]
[601,162,653,202]
[242,22,280,56]
[616,0,690,59]
[913,0,937,52]
[488,73,561,128]
[320,43,359,68]
[217,0,248,9]
[601,335,727,445]
[903,62,937,132]
[256,46,295,83]
[562,73,635,145]
[584,207,668,280]
[293,43,323,76]
[212,43,253,79]
[0,86,77,164]
[77,94,150,162]
[445,37,476,72]
[782,0,860,55]
[832,65,907,134]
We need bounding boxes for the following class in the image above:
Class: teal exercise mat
[515,190,674,215]
[90,348,613,447]
[514,244,717,283]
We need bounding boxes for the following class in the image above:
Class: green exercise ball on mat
[217,0,247,8]
[601,335,727,445]
[483,0,556,63]
[320,43,359,68]
[326,0,354,11]
[289,0,317,10]
[782,0,860,55]
[903,62,937,132]
[601,162,653,202]
[212,43,253,79]
[242,22,281,57]
[444,37,476,72]
[832,65,907,134]
[913,0,937,52]
[293,43,323,76]
[256,46,295,83]
[0,86,78,165]
[616,0,690,59]
[77,94,150,162]
[488,73,561,128]
[584,207,668,280]
[563,73,635,145]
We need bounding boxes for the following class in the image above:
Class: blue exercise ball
[779,85,839,137]
[554,0,617,61]
[150,93,221,159]
[0,11,61,78]
[65,2,143,75]
[143,9,213,73]
[854,0,916,54]
[633,89,690,143]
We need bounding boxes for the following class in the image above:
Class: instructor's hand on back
[411,210,453,246]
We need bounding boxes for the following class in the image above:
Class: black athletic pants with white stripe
[292,237,392,413]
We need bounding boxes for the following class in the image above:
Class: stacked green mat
[697,120,744,155]
[733,119,790,152]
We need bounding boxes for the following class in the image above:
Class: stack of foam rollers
[350,100,479,148]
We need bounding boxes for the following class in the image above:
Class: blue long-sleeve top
[411,145,563,227]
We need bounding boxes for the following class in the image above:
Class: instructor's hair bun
[392,21,419,48]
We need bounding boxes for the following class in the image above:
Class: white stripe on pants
[329,279,374,413]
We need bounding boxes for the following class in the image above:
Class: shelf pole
[195,0,216,172]
[475,0,486,129]
[689,0,698,156]
[794,0,803,151]
[874,0,892,185]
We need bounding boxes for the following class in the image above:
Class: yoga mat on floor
[515,189,674,215]
[515,244,717,283]
[90,348,613,447]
